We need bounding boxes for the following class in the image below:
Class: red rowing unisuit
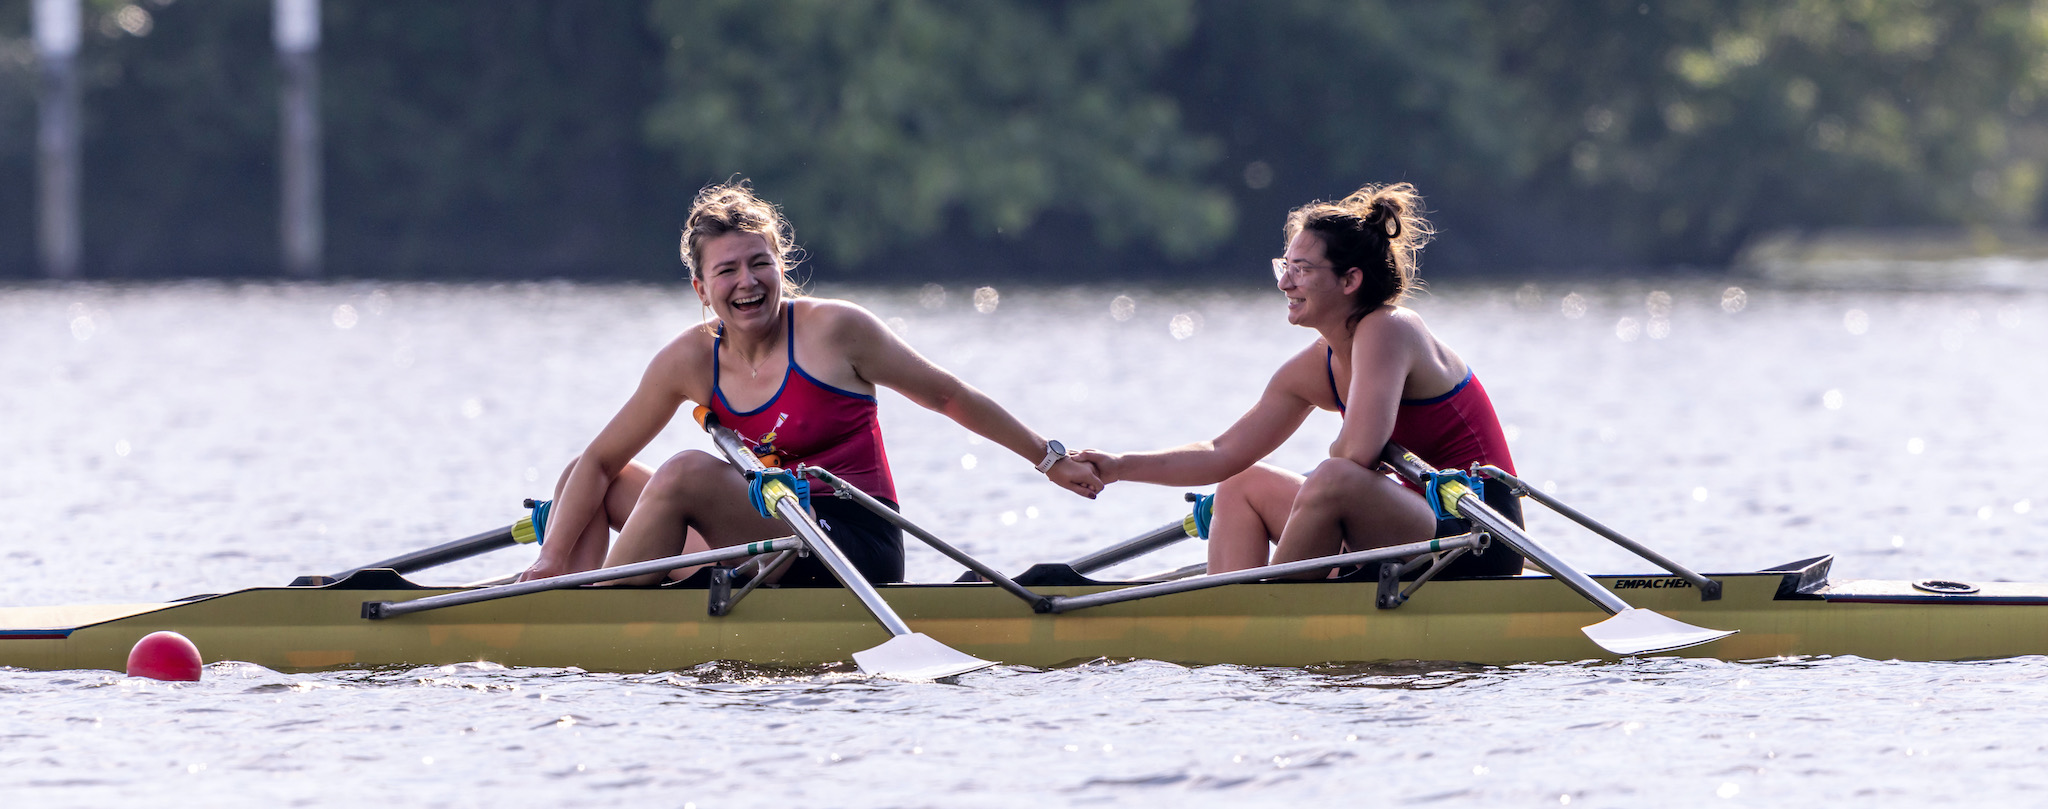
[710,304,898,502]
[1327,348,1516,481]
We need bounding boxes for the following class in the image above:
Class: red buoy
[126,631,203,681]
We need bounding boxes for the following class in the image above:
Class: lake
[3,277,2046,806]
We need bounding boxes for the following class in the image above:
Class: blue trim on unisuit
[791,363,877,403]
[786,301,876,402]
[1325,347,1345,414]
[715,302,877,412]
[1400,369,1476,406]
[715,366,792,417]
[1324,350,1477,411]
[713,303,796,417]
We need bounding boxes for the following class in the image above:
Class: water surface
[3,279,2045,806]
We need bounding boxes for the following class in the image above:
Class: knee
[1297,458,1374,506]
[646,450,730,498]
[1216,468,1260,501]
[1217,462,1294,502]
[553,458,579,493]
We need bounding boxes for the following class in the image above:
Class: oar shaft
[705,423,915,637]
[1474,465,1720,599]
[362,537,803,619]
[1380,447,1631,616]
[803,467,1050,611]
[1454,492,1631,616]
[1066,518,1197,575]
[773,490,914,635]
[333,524,518,580]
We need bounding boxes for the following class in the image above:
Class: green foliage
[643,0,1231,266]
[0,5,35,274]
[7,1,682,279]
[319,2,677,277]
[1171,0,2048,267]
[72,0,277,275]
[1475,0,2048,262]
[1166,0,1530,266]
[9,0,2048,278]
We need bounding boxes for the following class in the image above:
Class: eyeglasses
[1272,257,1333,281]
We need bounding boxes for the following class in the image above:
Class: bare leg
[548,459,654,572]
[1206,463,1305,574]
[601,450,786,585]
[1270,458,1436,579]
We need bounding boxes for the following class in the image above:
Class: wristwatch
[1035,439,1067,473]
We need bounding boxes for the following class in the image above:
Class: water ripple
[5,282,2048,806]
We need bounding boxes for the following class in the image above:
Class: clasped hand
[1069,449,1120,485]
[1047,454,1106,499]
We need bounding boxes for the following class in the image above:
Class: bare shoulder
[1269,339,1335,401]
[1367,304,1434,336]
[1277,339,1331,374]
[792,297,899,392]
[1350,305,1434,351]
[1365,305,1467,384]
[645,321,719,398]
[795,297,888,338]
[653,319,718,361]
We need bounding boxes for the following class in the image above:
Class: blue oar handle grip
[745,468,809,520]
[513,498,551,545]
[1182,492,1216,539]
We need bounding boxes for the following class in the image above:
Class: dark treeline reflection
[2,1,2045,281]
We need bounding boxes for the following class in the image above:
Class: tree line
[2,0,2044,281]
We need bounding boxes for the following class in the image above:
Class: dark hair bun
[1281,182,1433,327]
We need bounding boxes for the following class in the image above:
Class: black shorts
[1428,478,1526,578]
[774,497,906,586]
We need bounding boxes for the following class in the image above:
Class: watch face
[1047,440,1065,456]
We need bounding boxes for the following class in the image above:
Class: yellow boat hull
[4,557,2045,673]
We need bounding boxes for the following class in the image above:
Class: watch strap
[1035,440,1065,473]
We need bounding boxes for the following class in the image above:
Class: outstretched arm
[1077,349,1320,487]
[835,303,1101,498]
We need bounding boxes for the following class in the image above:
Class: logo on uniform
[749,412,791,463]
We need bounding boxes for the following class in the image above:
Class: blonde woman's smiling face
[694,231,782,329]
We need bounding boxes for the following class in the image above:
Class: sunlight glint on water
[2,280,2047,806]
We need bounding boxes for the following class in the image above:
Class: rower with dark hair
[1077,183,1523,578]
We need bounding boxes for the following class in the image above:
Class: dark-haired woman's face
[1277,231,1352,328]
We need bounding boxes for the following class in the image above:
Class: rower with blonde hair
[519,181,1101,586]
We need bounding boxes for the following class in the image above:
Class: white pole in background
[275,0,322,278]
[34,0,81,279]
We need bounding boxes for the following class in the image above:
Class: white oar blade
[1581,608,1737,656]
[851,633,995,681]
